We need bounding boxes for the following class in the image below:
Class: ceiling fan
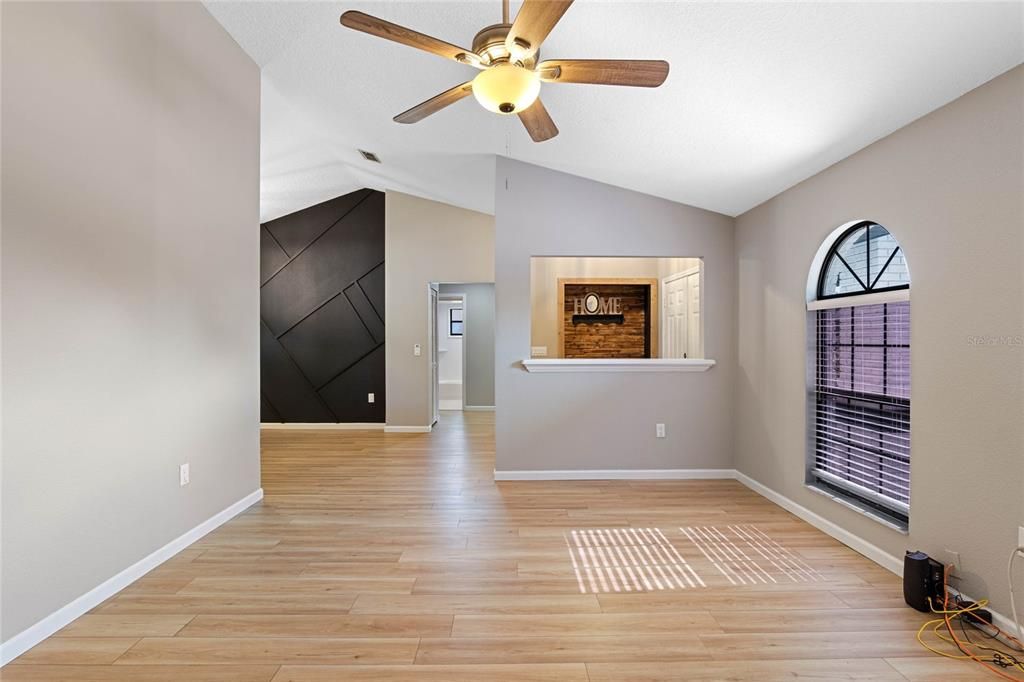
[340,0,669,142]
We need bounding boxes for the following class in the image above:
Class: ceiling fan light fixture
[472,63,540,115]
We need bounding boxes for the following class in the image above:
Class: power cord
[916,565,1024,679]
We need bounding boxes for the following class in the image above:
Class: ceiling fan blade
[506,0,574,59]
[518,99,558,142]
[394,82,474,124]
[340,11,481,67]
[537,59,669,87]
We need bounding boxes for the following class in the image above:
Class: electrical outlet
[179,463,190,487]
[656,423,666,438]
[414,344,421,357]
[531,346,548,357]
[944,549,962,576]
[367,393,375,404]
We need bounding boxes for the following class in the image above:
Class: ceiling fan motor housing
[472,23,538,69]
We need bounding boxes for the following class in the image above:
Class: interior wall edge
[0,488,264,667]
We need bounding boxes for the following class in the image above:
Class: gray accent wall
[385,192,494,428]
[734,65,1023,615]
[494,158,736,473]
[1,2,260,641]
[439,283,496,408]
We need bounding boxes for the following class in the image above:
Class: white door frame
[427,284,439,427]
[660,266,703,359]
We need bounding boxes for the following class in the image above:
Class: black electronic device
[904,550,945,612]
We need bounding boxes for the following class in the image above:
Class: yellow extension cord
[916,596,1024,674]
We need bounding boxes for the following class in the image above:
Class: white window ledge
[521,358,716,373]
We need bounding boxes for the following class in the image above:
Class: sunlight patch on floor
[680,524,824,585]
[564,527,705,594]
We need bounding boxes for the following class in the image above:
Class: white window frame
[805,220,912,531]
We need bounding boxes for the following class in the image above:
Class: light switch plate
[367,393,375,403]
[179,463,190,487]
[414,344,422,356]
[656,423,666,438]
[1018,526,1024,548]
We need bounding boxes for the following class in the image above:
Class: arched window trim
[815,220,911,301]
[805,219,912,530]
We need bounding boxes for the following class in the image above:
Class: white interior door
[662,269,701,359]
[686,271,702,359]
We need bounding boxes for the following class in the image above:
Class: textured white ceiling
[205,1,1024,221]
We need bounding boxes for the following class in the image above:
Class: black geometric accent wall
[260,189,385,423]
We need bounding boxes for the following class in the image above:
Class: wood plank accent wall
[558,278,659,359]
[260,189,385,423]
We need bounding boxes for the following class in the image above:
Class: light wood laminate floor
[7,412,991,680]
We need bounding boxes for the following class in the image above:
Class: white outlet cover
[368,393,375,403]
[944,549,962,574]
[531,346,548,357]
[414,344,421,356]
[179,463,190,487]
[656,423,666,438]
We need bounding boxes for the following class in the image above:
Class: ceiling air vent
[358,149,381,163]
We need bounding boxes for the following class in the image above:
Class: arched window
[808,221,911,528]
[818,222,910,298]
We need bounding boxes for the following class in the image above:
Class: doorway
[437,294,465,411]
[430,282,496,422]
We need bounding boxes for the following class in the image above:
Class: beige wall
[495,159,736,472]
[735,66,1023,614]
[384,192,494,427]
[530,257,702,357]
[1,1,260,642]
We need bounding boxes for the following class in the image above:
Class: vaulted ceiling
[205,1,1023,222]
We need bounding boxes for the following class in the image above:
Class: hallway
[6,413,986,680]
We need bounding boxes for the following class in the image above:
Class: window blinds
[813,301,910,517]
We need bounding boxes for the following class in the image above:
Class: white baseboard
[734,471,1021,635]
[384,425,432,433]
[733,470,903,576]
[948,585,1023,639]
[0,488,263,666]
[463,405,495,412]
[438,400,463,411]
[260,422,385,430]
[493,468,735,481]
